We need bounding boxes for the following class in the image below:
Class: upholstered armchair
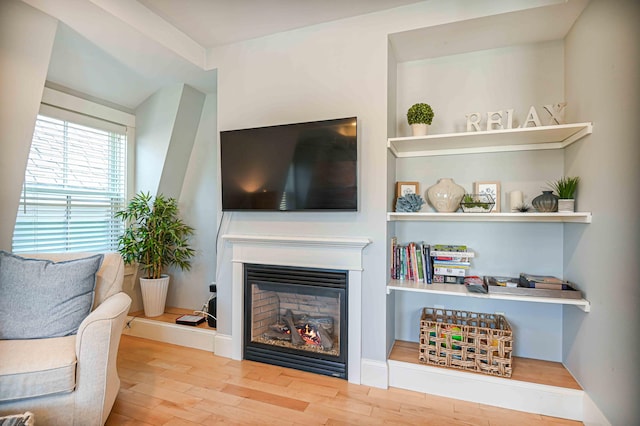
[0,253,132,426]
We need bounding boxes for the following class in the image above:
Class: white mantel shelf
[387,280,591,312]
[387,122,592,158]
[222,234,371,248]
[387,212,592,223]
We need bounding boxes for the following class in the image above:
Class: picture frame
[396,181,420,199]
[474,181,501,213]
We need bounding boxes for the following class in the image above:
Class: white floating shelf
[386,280,590,312]
[387,211,592,223]
[387,122,592,158]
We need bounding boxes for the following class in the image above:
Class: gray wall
[563,0,640,423]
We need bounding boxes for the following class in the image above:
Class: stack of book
[430,244,475,284]
[390,238,433,283]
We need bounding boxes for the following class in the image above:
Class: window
[12,111,128,253]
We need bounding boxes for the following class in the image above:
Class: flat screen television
[220,117,357,211]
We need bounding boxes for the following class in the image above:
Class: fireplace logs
[263,309,335,351]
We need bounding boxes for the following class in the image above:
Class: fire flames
[284,323,321,346]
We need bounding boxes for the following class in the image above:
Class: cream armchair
[0,253,132,426]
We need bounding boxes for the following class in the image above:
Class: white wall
[133,83,211,311]
[170,93,218,310]
[563,0,640,423]
[0,0,57,250]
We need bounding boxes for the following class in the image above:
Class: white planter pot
[557,199,575,213]
[411,123,429,136]
[139,275,170,317]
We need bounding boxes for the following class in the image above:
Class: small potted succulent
[407,103,434,136]
[549,176,580,212]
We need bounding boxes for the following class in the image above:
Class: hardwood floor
[107,335,582,425]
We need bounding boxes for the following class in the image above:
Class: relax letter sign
[465,103,566,132]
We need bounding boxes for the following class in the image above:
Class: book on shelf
[431,261,470,268]
[485,276,519,288]
[433,266,466,277]
[432,256,472,262]
[390,239,434,283]
[432,244,467,252]
[519,273,571,290]
[433,274,465,284]
[430,249,475,258]
[464,276,488,293]
[422,243,432,284]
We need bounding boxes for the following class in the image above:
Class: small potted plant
[407,103,434,136]
[549,176,580,212]
[116,192,195,317]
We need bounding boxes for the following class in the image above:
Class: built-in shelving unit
[387,122,592,158]
[386,280,591,312]
[387,211,592,223]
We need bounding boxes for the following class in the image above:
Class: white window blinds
[12,112,127,253]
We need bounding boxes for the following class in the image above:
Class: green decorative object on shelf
[549,176,580,199]
[549,176,579,213]
[407,103,435,136]
[407,103,434,125]
[460,194,495,213]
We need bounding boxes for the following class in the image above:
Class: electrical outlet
[209,283,217,293]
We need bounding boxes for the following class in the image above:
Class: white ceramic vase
[140,275,170,317]
[557,199,575,212]
[411,123,429,136]
[427,178,465,213]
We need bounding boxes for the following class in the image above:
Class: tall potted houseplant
[116,192,195,317]
[550,176,580,212]
[407,103,434,136]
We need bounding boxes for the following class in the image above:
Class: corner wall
[132,83,213,311]
[563,0,640,423]
[0,0,57,250]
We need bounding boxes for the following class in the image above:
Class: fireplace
[244,264,348,379]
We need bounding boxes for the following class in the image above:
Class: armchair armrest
[74,292,131,425]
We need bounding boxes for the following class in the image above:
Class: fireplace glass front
[244,264,347,379]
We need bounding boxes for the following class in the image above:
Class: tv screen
[220,117,357,211]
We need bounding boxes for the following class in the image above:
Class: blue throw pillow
[0,251,104,339]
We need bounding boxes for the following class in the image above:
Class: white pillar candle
[510,190,523,212]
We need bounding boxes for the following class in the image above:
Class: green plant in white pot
[549,176,580,212]
[407,103,434,136]
[116,192,195,317]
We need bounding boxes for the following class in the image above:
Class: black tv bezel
[220,116,358,212]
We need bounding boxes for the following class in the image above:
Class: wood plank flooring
[107,335,582,425]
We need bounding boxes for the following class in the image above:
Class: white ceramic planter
[140,275,170,317]
[411,123,429,136]
[557,199,575,212]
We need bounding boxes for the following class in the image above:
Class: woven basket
[418,307,513,378]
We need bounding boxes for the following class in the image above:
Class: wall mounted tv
[220,117,357,211]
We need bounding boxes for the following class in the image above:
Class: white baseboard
[360,358,389,389]
[123,316,216,352]
[582,392,610,426]
[388,359,584,421]
[214,333,234,358]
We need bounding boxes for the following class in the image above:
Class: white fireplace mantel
[218,234,370,384]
